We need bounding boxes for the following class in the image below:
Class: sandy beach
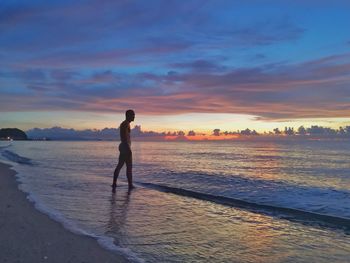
[0,162,129,263]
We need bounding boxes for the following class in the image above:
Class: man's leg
[112,154,125,189]
[125,152,133,190]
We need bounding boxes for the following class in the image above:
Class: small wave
[13,173,144,263]
[1,150,33,165]
[137,182,350,230]
[0,142,12,149]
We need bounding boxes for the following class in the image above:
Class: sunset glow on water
[1,140,350,262]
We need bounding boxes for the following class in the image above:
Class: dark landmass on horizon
[1,125,350,141]
[0,128,27,140]
[14,125,350,141]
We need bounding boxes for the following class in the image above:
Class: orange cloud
[165,134,239,141]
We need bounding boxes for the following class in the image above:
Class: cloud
[228,18,304,46]
[1,1,349,122]
[169,59,227,73]
[1,52,350,119]
[0,1,305,69]
[87,53,350,119]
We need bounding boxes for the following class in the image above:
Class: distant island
[0,128,28,140]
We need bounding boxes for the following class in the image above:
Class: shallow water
[1,140,350,262]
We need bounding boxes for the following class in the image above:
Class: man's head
[125,109,135,122]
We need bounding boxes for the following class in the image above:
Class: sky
[1,0,350,133]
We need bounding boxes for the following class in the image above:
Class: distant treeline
[24,125,350,141]
[212,125,350,137]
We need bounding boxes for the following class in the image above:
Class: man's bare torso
[120,120,131,146]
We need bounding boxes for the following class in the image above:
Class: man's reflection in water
[107,188,131,239]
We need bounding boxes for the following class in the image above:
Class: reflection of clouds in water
[102,185,350,262]
[7,141,350,262]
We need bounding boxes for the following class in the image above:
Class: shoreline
[0,161,129,263]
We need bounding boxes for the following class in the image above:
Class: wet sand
[0,162,129,263]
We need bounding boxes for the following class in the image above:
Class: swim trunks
[119,142,131,155]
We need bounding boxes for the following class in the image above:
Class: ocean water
[1,140,350,262]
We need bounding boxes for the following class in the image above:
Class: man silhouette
[112,109,135,192]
